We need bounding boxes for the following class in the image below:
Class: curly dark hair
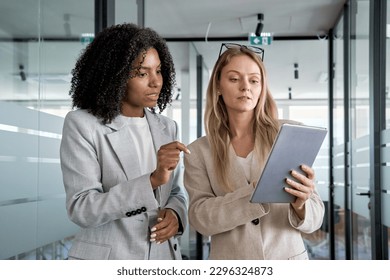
[69,23,176,123]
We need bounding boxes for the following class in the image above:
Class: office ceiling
[147,0,347,100]
[0,0,349,101]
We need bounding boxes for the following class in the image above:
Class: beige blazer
[183,121,324,260]
[60,109,188,260]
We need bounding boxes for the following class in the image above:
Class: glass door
[349,0,372,259]
[332,12,347,260]
[383,0,390,259]
[331,0,389,260]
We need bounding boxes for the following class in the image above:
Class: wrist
[150,172,160,189]
[166,208,178,222]
[291,203,306,219]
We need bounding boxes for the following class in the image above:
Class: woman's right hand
[150,141,190,189]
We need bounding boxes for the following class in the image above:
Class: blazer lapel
[105,115,141,180]
[145,109,171,153]
[145,110,173,205]
[105,110,173,201]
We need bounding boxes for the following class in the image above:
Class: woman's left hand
[150,208,179,244]
[284,164,315,219]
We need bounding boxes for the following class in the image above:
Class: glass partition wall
[383,0,390,259]
[331,0,389,259]
[350,0,371,260]
[0,0,95,259]
[332,14,348,260]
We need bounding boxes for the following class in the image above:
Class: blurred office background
[0,0,389,260]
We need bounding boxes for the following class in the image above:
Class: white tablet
[250,123,327,203]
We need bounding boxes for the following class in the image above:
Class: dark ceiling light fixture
[288,87,292,100]
[294,63,299,79]
[175,87,181,100]
[19,64,26,81]
[255,13,264,36]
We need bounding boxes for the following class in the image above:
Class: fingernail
[150,238,155,242]
[186,149,191,154]
[157,218,163,222]
[150,233,156,238]
[151,227,157,232]
[156,241,161,245]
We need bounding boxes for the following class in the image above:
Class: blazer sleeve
[288,189,325,233]
[60,112,159,228]
[183,141,269,237]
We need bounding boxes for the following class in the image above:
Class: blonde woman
[183,43,324,260]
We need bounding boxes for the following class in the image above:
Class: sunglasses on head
[218,43,264,61]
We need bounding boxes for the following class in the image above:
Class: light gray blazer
[60,109,188,260]
[183,120,324,260]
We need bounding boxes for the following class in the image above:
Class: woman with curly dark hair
[60,23,190,260]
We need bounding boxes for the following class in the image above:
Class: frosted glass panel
[0,162,38,201]
[383,194,390,227]
[0,203,38,259]
[382,166,390,191]
[0,102,39,202]
[0,0,94,259]
[333,142,345,204]
[0,101,78,259]
[37,112,65,197]
[334,187,344,207]
[313,148,329,200]
[333,142,345,207]
[37,198,78,246]
[381,129,390,227]
[351,136,370,219]
[39,163,64,195]
[0,102,39,128]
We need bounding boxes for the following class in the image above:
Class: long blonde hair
[204,46,279,192]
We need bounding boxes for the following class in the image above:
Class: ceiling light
[19,64,26,81]
[255,13,264,36]
[294,63,299,79]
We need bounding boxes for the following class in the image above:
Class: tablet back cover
[250,123,327,203]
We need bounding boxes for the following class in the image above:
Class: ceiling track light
[19,64,26,81]
[294,63,299,79]
[255,13,264,36]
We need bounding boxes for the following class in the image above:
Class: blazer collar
[145,109,172,163]
[104,113,128,131]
